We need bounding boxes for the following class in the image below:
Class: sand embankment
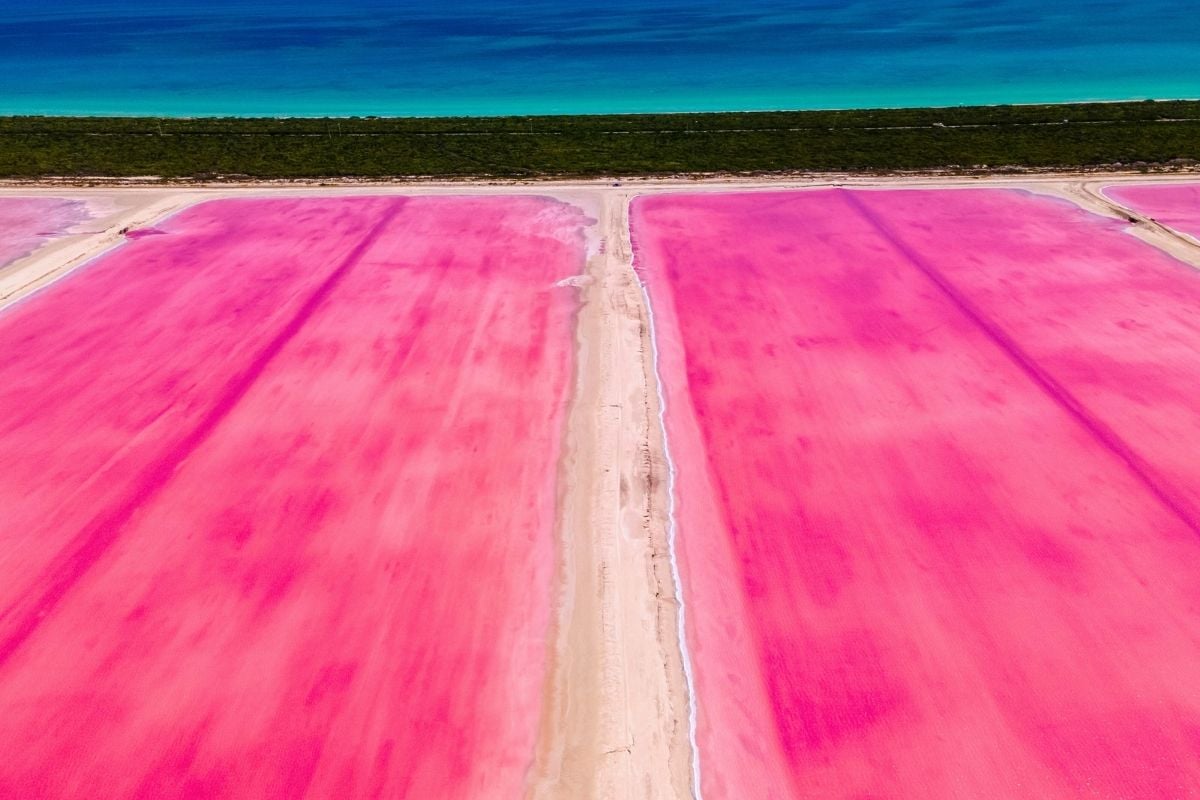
[528,189,694,800]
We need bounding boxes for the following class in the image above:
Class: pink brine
[0,195,588,799]
[633,188,1200,799]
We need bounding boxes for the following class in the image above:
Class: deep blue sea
[2,0,1199,116]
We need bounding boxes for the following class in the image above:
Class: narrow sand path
[0,191,200,307]
[1068,181,1200,264]
[529,190,695,800]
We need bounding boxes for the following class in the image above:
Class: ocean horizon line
[5,96,1198,121]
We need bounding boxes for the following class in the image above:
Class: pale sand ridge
[529,189,694,800]
[0,191,199,307]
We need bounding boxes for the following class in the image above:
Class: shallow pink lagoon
[1105,182,1200,241]
[634,188,1200,799]
[0,197,90,268]
[0,195,587,798]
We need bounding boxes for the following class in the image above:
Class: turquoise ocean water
[2,0,1199,117]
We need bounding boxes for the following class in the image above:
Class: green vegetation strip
[3,101,1200,179]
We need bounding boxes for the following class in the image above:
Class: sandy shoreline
[4,174,1200,799]
[8,170,1200,310]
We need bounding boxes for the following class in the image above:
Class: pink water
[0,195,587,798]
[633,189,1200,799]
[1104,183,1200,241]
[0,197,90,268]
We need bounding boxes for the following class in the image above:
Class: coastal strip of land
[4,100,1200,180]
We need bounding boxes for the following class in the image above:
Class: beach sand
[2,174,1199,799]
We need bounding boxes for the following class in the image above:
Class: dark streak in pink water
[855,187,1200,538]
[0,200,407,664]
[842,190,1200,535]
[0,197,90,268]
[0,195,586,798]
[634,189,1200,798]
[124,227,167,239]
